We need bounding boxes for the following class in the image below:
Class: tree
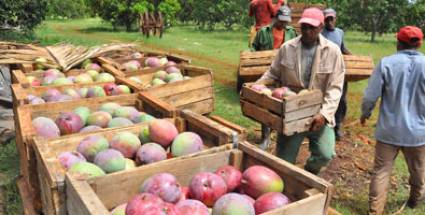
[91,0,154,31]
[47,0,91,19]
[0,0,47,31]
[158,0,182,27]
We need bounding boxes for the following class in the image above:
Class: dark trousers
[335,81,348,133]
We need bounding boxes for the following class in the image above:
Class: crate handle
[298,100,307,106]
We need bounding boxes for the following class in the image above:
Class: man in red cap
[361,26,425,214]
[248,0,285,47]
[255,8,345,174]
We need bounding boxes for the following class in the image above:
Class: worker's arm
[249,1,255,17]
[361,61,384,124]
[319,50,345,126]
[267,0,285,16]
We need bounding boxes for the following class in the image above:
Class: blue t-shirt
[362,50,425,146]
[322,27,346,52]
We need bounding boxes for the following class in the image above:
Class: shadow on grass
[0,140,22,214]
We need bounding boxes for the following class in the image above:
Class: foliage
[46,0,91,19]
[0,0,47,31]
[90,0,154,31]
[158,0,181,26]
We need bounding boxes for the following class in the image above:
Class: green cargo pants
[276,125,336,175]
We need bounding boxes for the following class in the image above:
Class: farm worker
[251,5,297,150]
[361,26,425,214]
[249,0,285,47]
[251,5,298,51]
[255,8,345,175]
[321,8,352,141]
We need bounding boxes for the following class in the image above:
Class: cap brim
[298,18,321,27]
[278,15,291,22]
[325,13,336,18]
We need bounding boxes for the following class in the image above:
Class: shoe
[258,137,271,151]
[407,196,425,209]
[335,129,344,141]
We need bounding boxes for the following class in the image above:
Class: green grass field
[2,18,425,214]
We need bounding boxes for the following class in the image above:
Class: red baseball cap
[298,8,324,27]
[397,26,423,46]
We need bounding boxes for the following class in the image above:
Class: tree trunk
[371,20,377,42]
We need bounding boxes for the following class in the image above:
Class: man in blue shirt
[322,8,351,141]
[361,26,425,214]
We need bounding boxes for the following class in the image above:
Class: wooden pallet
[11,78,139,107]
[117,64,215,115]
[65,141,334,215]
[240,84,323,136]
[11,57,118,88]
[13,94,176,213]
[33,109,245,215]
[237,53,375,91]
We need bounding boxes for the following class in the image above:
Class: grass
[2,18,425,214]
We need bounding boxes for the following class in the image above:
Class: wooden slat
[343,55,373,62]
[162,86,213,107]
[148,73,213,98]
[240,58,274,67]
[241,86,282,114]
[240,100,282,132]
[17,177,39,215]
[285,105,321,122]
[239,65,270,76]
[345,61,374,69]
[284,117,314,136]
[284,90,322,112]
[12,69,30,87]
[346,68,373,76]
[240,50,277,59]
[66,175,109,215]
[176,98,214,115]
[138,91,177,118]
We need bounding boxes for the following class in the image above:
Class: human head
[324,8,336,30]
[396,26,423,50]
[299,8,324,46]
[274,5,292,30]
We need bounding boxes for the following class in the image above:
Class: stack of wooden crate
[9,47,339,215]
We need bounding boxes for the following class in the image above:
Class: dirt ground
[249,128,377,204]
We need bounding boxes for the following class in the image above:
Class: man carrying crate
[321,8,351,141]
[255,8,345,174]
[249,0,285,47]
[361,26,425,214]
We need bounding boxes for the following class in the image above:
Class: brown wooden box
[240,84,323,136]
[343,55,374,81]
[102,50,190,76]
[11,78,140,107]
[237,52,375,91]
[33,109,245,215]
[117,64,215,115]
[11,57,119,88]
[13,94,175,212]
[65,141,334,215]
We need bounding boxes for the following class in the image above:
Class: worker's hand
[360,115,368,126]
[310,114,326,132]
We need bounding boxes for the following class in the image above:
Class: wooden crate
[102,50,190,76]
[11,57,118,88]
[240,84,323,136]
[118,64,215,115]
[13,94,176,212]
[33,110,245,215]
[344,55,374,81]
[237,52,375,91]
[237,50,277,91]
[11,77,139,107]
[66,141,334,215]
[288,3,326,34]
